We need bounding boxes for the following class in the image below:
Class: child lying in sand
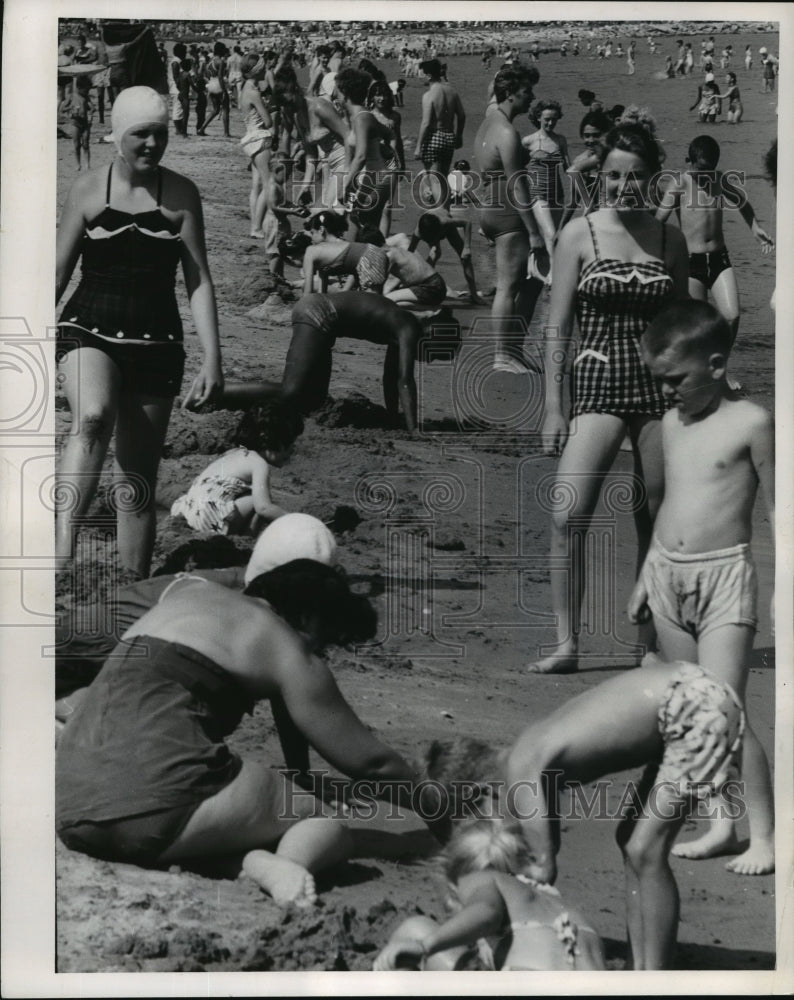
[171,400,303,535]
[374,815,605,971]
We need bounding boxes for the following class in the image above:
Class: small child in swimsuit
[60,76,94,170]
[262,156,308,278]
[170,399,303,536]
[631,299,775,877]
[656,134,774,347]
[373,816,605,971]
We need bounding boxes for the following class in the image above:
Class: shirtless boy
[656,135,774,346]
[630,299,775,876]
[382,239,448,311]
[414,59,466,208]
[408,207,482,303]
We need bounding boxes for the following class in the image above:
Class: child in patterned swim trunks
[630,300,775,877]
[171,400,303,535]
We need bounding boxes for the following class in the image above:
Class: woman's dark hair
[213,41,228,57]
[304,209,348,237]
[367,79,394,111]
[173,42,187,60]
[727,71,737,85]
[529,97,563,126]
[273,66,305,110]
[359,58,385,82]
[244,560,378,647]
[579,109,612,137]
[600,121,665,174]
[233,399,304,453]
[492,65,535,104]
[417,212,443,243]
[336,67,372,106]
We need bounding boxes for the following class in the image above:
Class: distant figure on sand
[414,59,466,208]
[656,135,774,347]
[630,300,775,877]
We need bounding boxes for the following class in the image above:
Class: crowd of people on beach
[54,21,778,973]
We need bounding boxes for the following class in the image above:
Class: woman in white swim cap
[55,85,224,577]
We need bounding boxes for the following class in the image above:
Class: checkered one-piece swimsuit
[572,216,674,419]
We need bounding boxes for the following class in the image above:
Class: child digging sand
[373,816,605,971]
[629,299,775,876]
[171,399,303,535]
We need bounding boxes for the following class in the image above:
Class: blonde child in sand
[629,299,774,876]
[171,400,303,535]
[373,816,605,971]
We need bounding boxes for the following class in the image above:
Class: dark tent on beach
[101,21,167,93]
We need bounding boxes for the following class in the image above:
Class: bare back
[424,81,462,132]
[678,171,726,252]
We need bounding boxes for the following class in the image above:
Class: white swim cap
[111,86,169,145]
[759,47,768,54]
[244,513,338,585]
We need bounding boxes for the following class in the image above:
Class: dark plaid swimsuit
[59,164,183,345]
[572,216,674,419]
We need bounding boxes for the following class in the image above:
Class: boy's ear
[709,351,727,376]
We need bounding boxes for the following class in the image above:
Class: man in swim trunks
[430,651,746,970]
[414,59,466,208]
[56,559,437,905]
[656,134,774,347]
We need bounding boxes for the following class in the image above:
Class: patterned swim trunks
[654,661,745,800]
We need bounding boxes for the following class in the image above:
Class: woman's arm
[541,219,583,453]
[174,174,223,409]
[302,244,323,296]
[664,225,691,299]
[313,98,348,143]
[55,176,90,303]
[246,83,273,130]
[391,110,406,170]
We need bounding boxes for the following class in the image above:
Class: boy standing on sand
[629,299,774,877]
[656,135,774,348]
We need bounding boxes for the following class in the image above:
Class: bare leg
[709,267,741,348]
[113,393,174,577]
[491,230,531,372]
[55,347,121,564]
[251,148,271,236]
[623,784,688,970]
[629,415,665,657]
[376,915,466,970]
[242,818,352,907]
[528,413,627,673]
[675,624,773,873]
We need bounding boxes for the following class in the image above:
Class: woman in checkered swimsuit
[532,122,689,674]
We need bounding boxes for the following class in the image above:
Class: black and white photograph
[0,1,791,994]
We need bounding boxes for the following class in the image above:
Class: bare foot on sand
[671,825,739,861]
[527,651,578,674]
[249,230,265,239]
[725,842,775,876]
[242,850,318,907]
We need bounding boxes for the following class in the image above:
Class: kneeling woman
[56,561,429,905]
[301,209,389,294]
[222,291,461,435]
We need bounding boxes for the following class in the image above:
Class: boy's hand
[628,578,651,624]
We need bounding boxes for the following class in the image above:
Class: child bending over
[373,816,605,971]
[171,400,303,535]
[629,300,775,876]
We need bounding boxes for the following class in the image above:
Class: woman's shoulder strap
[584,214,599,258]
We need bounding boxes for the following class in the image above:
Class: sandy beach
[52,22,778,975]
